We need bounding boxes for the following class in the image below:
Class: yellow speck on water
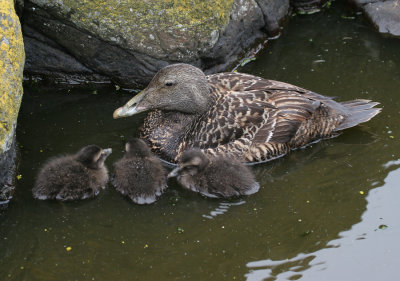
[144,244,149,248]
[66,246,72,251]
[306,200,310,203]
[121,240,125,244]
[20,266,24,270]
[16,174,22,180]
[359,191,364,195]
[389,136,394,139]
[40,149,43,152]
[253,208,257,211]
[44,228,48,232]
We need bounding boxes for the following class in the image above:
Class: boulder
[22,0,290,87]
[349,0,400,37]
[0,0,25,210]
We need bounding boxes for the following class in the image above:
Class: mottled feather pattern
[138,70,380,164]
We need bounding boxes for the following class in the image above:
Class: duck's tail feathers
[335,99,381,131]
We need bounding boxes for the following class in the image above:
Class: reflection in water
[245,163,400,281]
[202,201,246,219]
[246,253,316,281]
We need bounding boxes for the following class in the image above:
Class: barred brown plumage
[113,64,381,164]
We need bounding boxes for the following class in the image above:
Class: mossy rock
[23,0,290,86]
[0,0,25,209]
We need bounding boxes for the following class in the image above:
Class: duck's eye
[165,81,174,87]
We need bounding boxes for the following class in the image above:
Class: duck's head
[125,138,153,158]
[75,145,112,169]
[113,64,211,118]
[168,149,210,178]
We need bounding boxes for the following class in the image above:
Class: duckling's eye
[165,81,174,87]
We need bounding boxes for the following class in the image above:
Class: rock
[22,0,291,87]
[290,0,328,14]
[349,0,400,38]
[0,0,25,210]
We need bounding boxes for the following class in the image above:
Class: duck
[113,63,381,164]
[168,149,259,198]
[33,145,112,201]
[113,138,167,204]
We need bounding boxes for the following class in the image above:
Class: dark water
[2,3,400,280]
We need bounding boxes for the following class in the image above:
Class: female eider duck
[113,138,167,204]
[168,149,259,198]
[33,145,112,201]
[113,63,381,164]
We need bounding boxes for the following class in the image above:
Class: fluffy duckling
[33,145,112,201]
[168,149,259,198]
[113,138,167,204]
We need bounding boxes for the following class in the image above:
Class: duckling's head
[75,145,112,169]
[113,64,211,118]
[125,138,153,158]
[168,149,210,178]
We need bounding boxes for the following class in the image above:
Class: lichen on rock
[29,0,234,61]
[0,0,25,208]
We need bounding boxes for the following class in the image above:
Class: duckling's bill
[102,148,112,156]
[167,167,180,178]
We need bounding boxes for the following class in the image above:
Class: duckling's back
[113,155,166,204]
[33,156,106,201]
[196,157,259,198]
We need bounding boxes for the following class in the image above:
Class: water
[2,3,400,280]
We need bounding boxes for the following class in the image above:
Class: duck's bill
[113,91,146,119]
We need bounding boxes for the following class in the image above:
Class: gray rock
[22,0,291,86]
[349,0,400,38]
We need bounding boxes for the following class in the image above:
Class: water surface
[1,3,400,280]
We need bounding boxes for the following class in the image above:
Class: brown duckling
[113,63,381,164]
[168,149,259,198]
[33,145,112,201]
[113,138,167,204]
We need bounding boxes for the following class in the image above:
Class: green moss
[30,0,235,59]
[0,0,25,153]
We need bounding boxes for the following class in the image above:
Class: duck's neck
[139,88,217,163]
[139,110,200,163]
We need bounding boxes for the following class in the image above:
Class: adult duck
[113,64,380,164]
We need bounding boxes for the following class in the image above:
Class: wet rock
[22,0,291,87]
[349,0,400,37]
[0,1,25,210]
[290,0,328,13]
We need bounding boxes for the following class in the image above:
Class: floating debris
[378,224,388,230]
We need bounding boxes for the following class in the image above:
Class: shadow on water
[2,2,400,280]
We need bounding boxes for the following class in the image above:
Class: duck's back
[182,72,380,163]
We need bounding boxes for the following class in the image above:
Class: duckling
[168,149,259,198]
[32,145,112,201]
[113,138,167,204]
[113,63,381,164]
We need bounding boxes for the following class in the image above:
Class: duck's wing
[199,73,337,162]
